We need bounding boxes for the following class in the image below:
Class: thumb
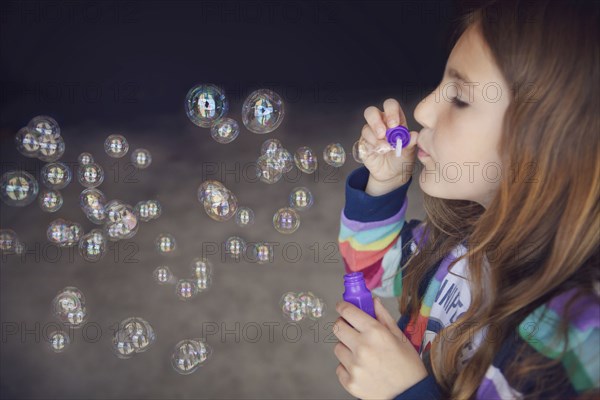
[374,297,403,338]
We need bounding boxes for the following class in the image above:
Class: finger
[364,106,387,139]
[336,363,351,391]
[336,301,379,334]
[332,317,360,350]
[333,342,353,370]
[382,98,407,129]
[361,124,379,147]
[373,297,403,339]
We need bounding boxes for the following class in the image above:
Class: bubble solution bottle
[342,272,376,318]
[352,125,411,163]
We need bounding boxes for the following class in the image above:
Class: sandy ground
[0,99,426,399]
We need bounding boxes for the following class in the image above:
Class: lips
[416,144,430,159]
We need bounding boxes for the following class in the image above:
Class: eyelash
[451,97,468,108]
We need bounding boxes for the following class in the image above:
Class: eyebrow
[446,67,472,83]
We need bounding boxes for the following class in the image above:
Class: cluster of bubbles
[15,115,65,162]
[270,187,314,235]
[152,257,213,301]
[134,200,162,222]
[279,291,326,322]
[197,180,238,222]
[104,200,139,241]
[38,162,72,213]
[112,317,156,359]
[0,170,39,207]
[47,219,83,247]
[256,139,294,184]
[46,286,87,353]
[52,287,88,328]
[171,338,212,375]
[185,84,285,144]
[0,229,25,255]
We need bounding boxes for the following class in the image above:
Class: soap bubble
[256,155,283,184]
[191,258,212,291]
[15,127,40,158]
[185,84,228,128]
[197,180,238,221]
[135,200,162,222]
[225,236,246,259]
[131,148,152,169]
[252,242,273,264]
[273,207,300,234]
[0,229,19,253]
[294,146,318,174]
[112,317,155,359]
[104,134,129,158]
[47,331,70,353]
[289,187,313,211]
[308,297,326,320]
[79,229,107,262]
[273,148,294,173]
[38,135,65,162]
[175,279,198,301]
[77,163,104,188]
[28,115,60,139]
[210,117,240,144]
[39,189,63,212]
[80,188,107,225]
[52,287,87,327]
[261,139,282,158]
[171,339,212,375]
[242,89,285,134]
[78,152,94,165]
[0,170,39,207]
[105,201,138,241]
[279,291,325,322]
[47,219,82,247]
[235,207,255,227]
[156,233,176,254]
[324,143,346,167]
[153,266,174,285]
[41,162,72,190]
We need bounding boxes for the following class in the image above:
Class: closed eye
[451,97,468,108]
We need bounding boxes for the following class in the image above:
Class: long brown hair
[399,1,599,398]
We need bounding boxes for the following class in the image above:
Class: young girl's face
[413,24,511,209]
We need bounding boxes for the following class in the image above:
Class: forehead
[447,24,505,87]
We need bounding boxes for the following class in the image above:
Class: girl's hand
[333,298,428,400]
[361,99,419,196]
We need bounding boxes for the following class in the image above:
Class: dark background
[1,1,457,399]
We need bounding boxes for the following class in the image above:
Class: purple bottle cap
[386,126,410,149]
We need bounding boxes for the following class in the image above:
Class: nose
[413,89,438,130]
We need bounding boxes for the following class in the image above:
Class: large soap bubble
[273,207,300,234]
[38,135,65,162]
[28,115,61,139]
[39,189,63,213]
[78,229,107,262]
[323,143,346,167]
[185,84,228,128]
[242,89,285,134]
[0,170,39,207]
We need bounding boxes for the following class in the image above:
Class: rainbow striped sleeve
[338,166,413,296]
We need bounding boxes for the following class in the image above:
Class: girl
[335,0,599,399]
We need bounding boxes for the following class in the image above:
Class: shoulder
[518,287,600,392]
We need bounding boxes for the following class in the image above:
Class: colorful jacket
[338,166,600,399]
